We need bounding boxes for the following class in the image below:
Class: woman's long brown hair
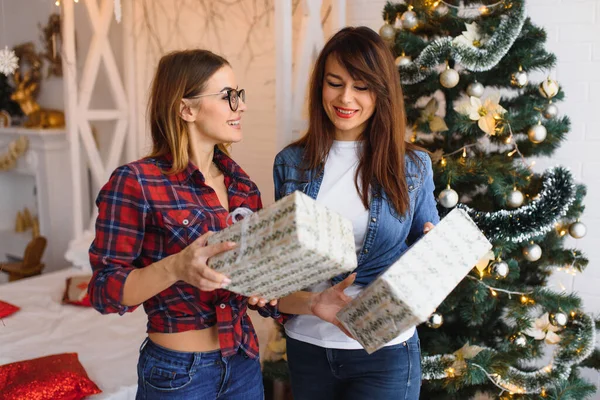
[146,49,230,174]
[291,26,420,216]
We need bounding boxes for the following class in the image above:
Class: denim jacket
[273,145,440,286]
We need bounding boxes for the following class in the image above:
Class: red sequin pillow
[62,276,92,307]
[0,353,101,400]
[0,300,19,318]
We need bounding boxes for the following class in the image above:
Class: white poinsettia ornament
[452,22,488,48]
[0,46,19,76]
[524,312,561,345]
[419,98,449,132]
[454,93,506,135]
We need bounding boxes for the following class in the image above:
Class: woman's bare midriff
[148,325,220,352]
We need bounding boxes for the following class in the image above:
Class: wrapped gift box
[206,191,357,299]
[337,208,492,354]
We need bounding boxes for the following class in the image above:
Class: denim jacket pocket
[279,180,309,198]
[387,176,420,221]
[161,208,204,248]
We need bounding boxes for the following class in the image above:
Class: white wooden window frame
[62,0,136,239]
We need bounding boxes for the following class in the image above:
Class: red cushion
[0,300,19,319]
[0,353,101,400]
[62,276,92,307]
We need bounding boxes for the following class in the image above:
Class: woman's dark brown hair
[147,49,230,173]
[292,26,420,215]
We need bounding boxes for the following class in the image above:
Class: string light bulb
[520,295,527,303]
[55,0,60,6]
[440,157,447,167]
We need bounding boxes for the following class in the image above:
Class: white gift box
[337,208,493,354]
[206,191,357,299]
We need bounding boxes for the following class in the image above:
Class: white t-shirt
[284,140,415,349]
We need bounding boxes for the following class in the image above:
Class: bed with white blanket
[0,267,148,399]
[0,266,276,399]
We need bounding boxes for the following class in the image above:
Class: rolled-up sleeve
[88,165,147,315]
[407,152,440,246]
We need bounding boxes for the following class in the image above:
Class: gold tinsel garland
[0,136,29,171]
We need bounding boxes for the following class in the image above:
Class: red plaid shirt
[88,148,282,359]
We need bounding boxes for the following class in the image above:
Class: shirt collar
[155,147,253,189]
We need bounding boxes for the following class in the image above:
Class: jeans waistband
[140,337,222,364]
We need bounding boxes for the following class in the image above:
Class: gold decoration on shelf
[0,110,11,127]
[10,42,65,128]
[32,216,40,238]
[15,211,25,232]
[11,70,65,128]
[0,136,28,171]
[39,14,63,77]
[22,207,34,229]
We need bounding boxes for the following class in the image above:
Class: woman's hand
[172,231,234,291]
[248,297,278,308]
[310,273,356,335]
[423,222,434,234]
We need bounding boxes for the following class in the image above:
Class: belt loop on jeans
[139,337,149,353]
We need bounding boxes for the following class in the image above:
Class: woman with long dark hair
[274,27,440,399]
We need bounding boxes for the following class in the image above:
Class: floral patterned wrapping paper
[337,208,493,354]
[206,191,358,299]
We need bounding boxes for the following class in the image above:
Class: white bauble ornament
[550,312,568,328]
[401,10,418,30]
[426,313,444,328]
[528,123,547,144]
[394,13,403,29]
[568,221,587,239]
[395,54,412,67]
[513,333,527,347]
[539,78,559,99]
[543,103,559,119]
[507,189,524,208]
[438,186,459,208]
[466,81,485,98]
[522,243,542,262]
[511,69,529,88]
[434,3,449,17]
[379,22,396,42]
[490,260,509,279]
[440,67,460,88]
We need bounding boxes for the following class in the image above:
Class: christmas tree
[379,0,600,398]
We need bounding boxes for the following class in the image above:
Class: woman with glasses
[273,27,439,400]
[88,49,277,399]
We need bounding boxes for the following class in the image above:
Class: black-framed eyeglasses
[193,88,246,112]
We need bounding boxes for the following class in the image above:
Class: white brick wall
[345,0,600,393]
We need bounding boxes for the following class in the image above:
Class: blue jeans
[286,331,421,400]
[136,338,264,400]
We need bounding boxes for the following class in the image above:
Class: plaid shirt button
[182,219,189,226]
